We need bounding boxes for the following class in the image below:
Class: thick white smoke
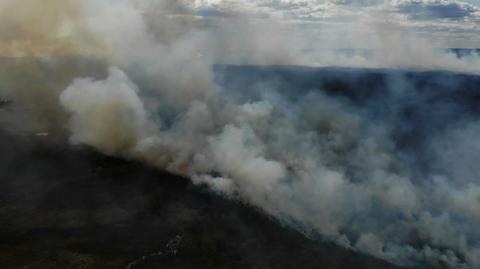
[3,0,479,268]
[60,67,151,156]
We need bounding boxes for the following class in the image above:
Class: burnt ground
[0,128,408,269]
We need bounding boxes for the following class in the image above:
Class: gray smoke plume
[2,0,480,268]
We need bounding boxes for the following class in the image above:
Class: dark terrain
[0,128,406,269]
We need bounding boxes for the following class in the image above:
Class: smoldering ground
[1,0,480,268]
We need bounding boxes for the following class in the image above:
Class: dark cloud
[331,0,383,6]
[397,0,477,20]
[195,8,225,17]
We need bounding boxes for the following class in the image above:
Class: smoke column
[2,0,480,268]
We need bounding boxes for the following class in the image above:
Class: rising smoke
[1,0,480,268]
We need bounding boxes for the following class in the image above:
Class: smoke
[300,21,480,72]
[0,0,106,135]
[60,67,151,156]
[0,0,101,57]
[2,0,480,268]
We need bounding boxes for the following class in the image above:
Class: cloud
[188,0,480,47]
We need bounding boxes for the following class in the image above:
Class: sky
[188,0,480,48]
[0,0,478,58]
